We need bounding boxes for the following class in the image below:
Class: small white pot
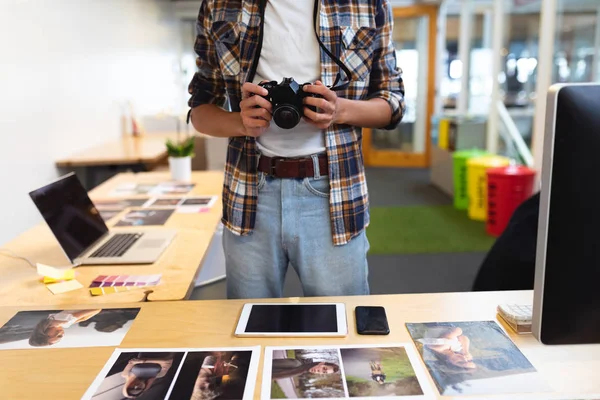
[169,156,192,182]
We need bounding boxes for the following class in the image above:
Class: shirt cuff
[366,90,405,130]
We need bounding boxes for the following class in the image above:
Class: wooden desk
[56,135,176,168]
[90,171,223,234]
[55,134,179,188]
[0,171,224,306]
[0,291,598,399]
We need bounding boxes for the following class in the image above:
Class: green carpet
[367,205,496,255]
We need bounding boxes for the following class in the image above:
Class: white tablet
[234,303,347,337]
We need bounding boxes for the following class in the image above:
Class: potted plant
[166,136,195,182]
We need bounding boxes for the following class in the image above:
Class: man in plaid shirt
[188,0,405,299]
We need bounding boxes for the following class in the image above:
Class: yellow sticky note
[46,280,83,295]
[37,263,75,281]
[43,272,76,284]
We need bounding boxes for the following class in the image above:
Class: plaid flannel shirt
[188,0,405,245]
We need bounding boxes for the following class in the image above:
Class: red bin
[486,165,536,237]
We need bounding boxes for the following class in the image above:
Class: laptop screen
[29,173,108,262]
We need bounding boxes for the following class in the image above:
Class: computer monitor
[29,173,108,262]
[533,83,600,345]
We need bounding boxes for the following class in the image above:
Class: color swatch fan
[89,274,162,296]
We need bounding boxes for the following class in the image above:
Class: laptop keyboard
[90,233,143,258]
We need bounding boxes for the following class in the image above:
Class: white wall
[0,0,185,245]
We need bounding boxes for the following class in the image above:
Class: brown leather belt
[257,154,328,178]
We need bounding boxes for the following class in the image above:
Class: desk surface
[0,291,598,399]
[0,171,223,306]
[55,134,179,167]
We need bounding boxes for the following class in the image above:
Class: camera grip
[300,82,323,113]
[305,93,323,113]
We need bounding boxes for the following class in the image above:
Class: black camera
[130,363,162,379]
[258,77,322,129]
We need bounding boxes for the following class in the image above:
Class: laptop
[29,173,177,265]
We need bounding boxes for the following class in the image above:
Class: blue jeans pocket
[257,172,267,191]
[303,177,329,198]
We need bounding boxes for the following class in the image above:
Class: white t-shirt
[254,0,325,158]
[49,311,78,328]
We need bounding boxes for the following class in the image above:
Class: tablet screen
[245,304,338,333]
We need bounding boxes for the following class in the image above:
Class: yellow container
[467,155,511,221]
[438,118,450,150]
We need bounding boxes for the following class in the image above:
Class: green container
[453,149,489,210]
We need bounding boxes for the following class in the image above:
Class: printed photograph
[87,351,185,399]
[340,347,424,397]
[136,184,160,195]
[466,396,600,400]
[406,321,549,396]
[83,347,260,400]
[100,210,120,222]
[95,198,150,210]
[111,183,159,197]
[181,197,214,206]
[147,197,183,207]
[94,200,124,210]
[115,209,174,227]
[169,350,255,400]
[269,348,344,399]
[0,308,140,350]
[153,183,195,196]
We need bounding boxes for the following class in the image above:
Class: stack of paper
[497,304,533,334]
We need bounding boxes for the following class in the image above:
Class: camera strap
[246,0,267,85]
[248,0,352,91]
[312,0,352,91]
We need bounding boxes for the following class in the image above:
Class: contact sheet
[82,347,261,400]
[261,344,434,400]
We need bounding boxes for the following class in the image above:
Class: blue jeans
[223,157,370,299]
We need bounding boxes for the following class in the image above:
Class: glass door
[363,5,438,167]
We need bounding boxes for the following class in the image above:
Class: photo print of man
[83,348,259,400]
[0,308,140,350]
[269,348,344,399]
[89,351,185,399]
[169,350,254,400]
[406,321,549,396]
[115,209,174,227]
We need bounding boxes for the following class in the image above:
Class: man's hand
[302,81,339,130]
[239,82,272,137]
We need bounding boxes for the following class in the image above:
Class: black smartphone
[355,306,390,335]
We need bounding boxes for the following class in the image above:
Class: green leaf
[166,137,195,158]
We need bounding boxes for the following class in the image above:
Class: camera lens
[280,110,294,122]
[273,104,300,129]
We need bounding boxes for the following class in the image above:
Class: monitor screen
[534,84,600,345]
[29,174,108,261]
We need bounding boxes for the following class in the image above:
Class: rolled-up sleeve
[366,0,405,130]
[188,1,226,110]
